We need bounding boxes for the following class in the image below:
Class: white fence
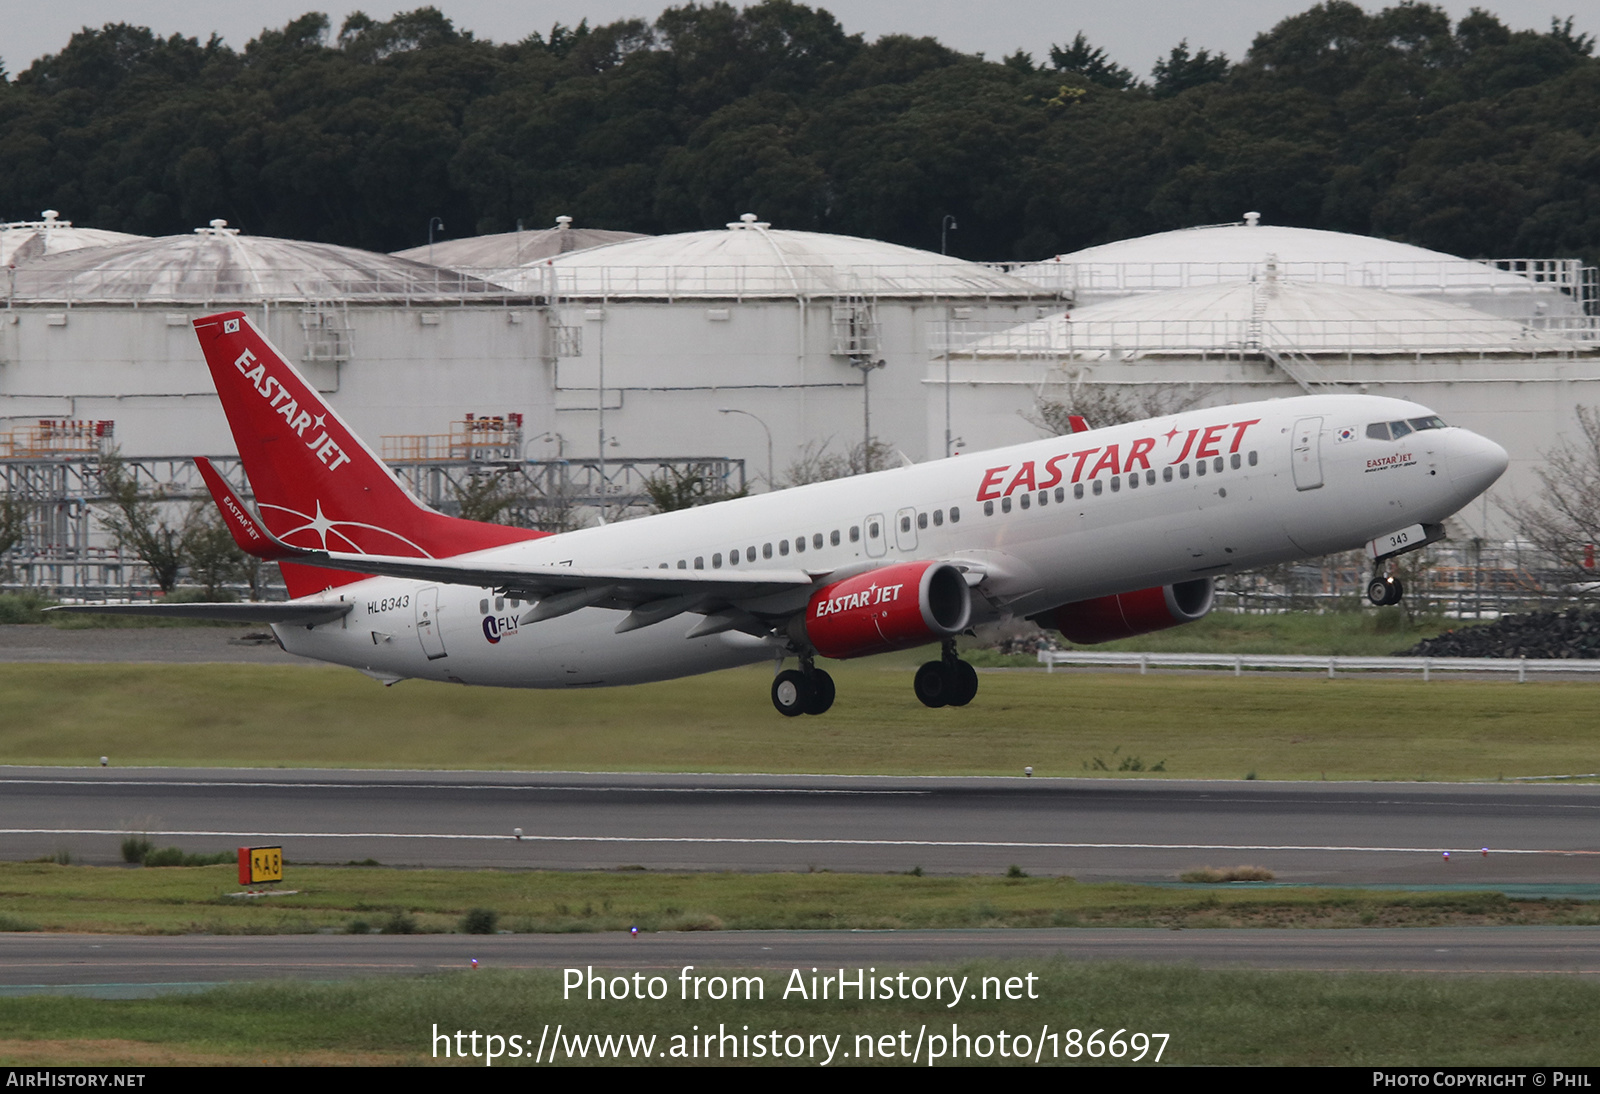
[1037,649,1600,682]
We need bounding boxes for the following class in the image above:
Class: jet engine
[1045,578,1214,645]
[797,561,972,659]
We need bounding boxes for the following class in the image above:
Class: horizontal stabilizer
[47,602,353,625]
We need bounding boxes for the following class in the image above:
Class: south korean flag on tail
[1335,425,1357,444]
[223,318,241,333]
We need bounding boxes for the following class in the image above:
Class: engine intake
[800,561,972,660]
[1047,579,1214,645]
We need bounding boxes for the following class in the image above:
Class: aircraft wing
[46,602,352,625]
[190,456,820,635]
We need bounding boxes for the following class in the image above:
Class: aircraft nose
[1448,429,1509,496]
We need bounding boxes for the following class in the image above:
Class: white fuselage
[274,393,1507,687]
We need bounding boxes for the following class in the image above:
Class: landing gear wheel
[804,669,835,715]
[947,659,979,707]
[772,669,813,718]
[1367,575,1404,606]
[914,661,950,708]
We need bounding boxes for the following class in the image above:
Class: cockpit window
[1368,416,1446,441]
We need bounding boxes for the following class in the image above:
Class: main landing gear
[913,641,979,709]
[772,656,835,717]
[1367,572,1405,607]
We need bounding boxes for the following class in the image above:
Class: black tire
[914,661,949,708]
[804,669,835,715]
[772,669,812,718]
[1388,578,1405,605]
[948,660,979,707]
[1367,578,1390,606]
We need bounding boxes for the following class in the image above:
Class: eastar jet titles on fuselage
[56,311,1508,716]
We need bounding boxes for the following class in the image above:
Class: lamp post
[941,214,958,256]
[718,408,773,489]
[427,217,444,267]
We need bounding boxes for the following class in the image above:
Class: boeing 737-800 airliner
[58,311,1509,716]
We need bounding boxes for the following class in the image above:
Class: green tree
[1048,32,1137,90]
[94,453,185,592]
[1152,41,1229,97]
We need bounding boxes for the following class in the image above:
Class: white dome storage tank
[493,214,1056,480]
[938,271,1600,539]
[1015,214,1593,322]
[392,216,648,272]
[0,210,145,268]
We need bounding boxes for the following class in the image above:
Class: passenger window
[694,556,705,569]
[1366,422,1391,441]
[813,533,823,550]
[1196,461,1206,477]
[678,560,687,569]
[917,512,928,530]
[984,501,994,516]
[1111,476,1121,492]
[932,510,943,527]
[494,597,504,611]
[830,530,840,546]
[1019,493,1030,509]
[1127,473,1138,489]
[1054,487,1064,503]
[747,546,757,562]
[479,599,489,615]
[1248,450,1258,466]
[949,507,960,523]
[901,515,912,531]
[712,553,722,568]
[1180,464,1190,479]
[1038,490,1048,506]
[795,537,806,553]
[1146,469,1156,485]
[1163,466,1172,482]
[727,549,738,565]
[868,522,880,538]
[1001,497,1012,513]
[849,526,860,542]
[779,540,789,556]
[1074,483,1084,499]
[1231,453,1241,470]
[763,543,772,559]
[1093,480,1103,495]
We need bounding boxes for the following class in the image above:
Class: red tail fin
[192,311,543,597]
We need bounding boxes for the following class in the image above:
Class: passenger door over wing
[864,513,887,558]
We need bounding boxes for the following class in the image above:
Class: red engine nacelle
[1046,578,1214,645]
[798,561,972,660]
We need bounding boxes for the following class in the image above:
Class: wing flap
[47,603,353,625]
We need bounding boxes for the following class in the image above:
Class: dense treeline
[0,1,1596,263]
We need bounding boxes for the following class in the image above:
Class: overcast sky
[4,1,1596,77]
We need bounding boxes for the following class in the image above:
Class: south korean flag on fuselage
[1335,425,1357,444]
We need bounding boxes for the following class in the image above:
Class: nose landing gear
[1367,573,1404,606]
[914,641,979,709]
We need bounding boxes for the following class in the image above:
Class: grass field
[3,962,1599,1066]
[3,862,1593,935]
[2,659,1597,780]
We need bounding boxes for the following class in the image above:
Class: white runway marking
[2,829,1593,855]
[0,780,922,795]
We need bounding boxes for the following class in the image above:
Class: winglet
[194,457,302,561]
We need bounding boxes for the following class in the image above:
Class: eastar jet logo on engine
[975,418,1261,500]
[813,581,905,618]
[233,347,353,472]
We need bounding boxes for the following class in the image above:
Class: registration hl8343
[368,595,410,615]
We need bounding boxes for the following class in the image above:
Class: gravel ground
[0,624,304,664]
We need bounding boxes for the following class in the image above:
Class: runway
[4,927,1600,994]
[2,767,1597,883]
